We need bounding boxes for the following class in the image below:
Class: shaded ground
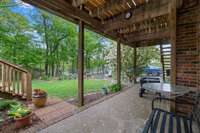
[39,85,153,133]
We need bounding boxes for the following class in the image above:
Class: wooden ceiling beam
[72,0,89,7]
[125,30,169,44]
[127,39,169,48]
[103,0,170,32]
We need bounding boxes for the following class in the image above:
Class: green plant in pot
[33,89,47,107]
[101,87,108,95]
[8,104,32,129]
[109,83,122,93]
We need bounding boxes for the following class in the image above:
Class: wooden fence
[0,59,32,100]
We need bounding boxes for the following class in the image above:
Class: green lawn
[32,80,110,99]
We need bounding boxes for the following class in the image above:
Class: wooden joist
[103,0,170,32]
[127,39,169,48]
[72,0,88,7]
[90,0,136,18]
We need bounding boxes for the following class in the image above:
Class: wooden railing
[0,59,32,100]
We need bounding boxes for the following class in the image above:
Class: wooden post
[12,70,16,95]
[160,44,165,82]
[26,73,32,101]
[133,46,137,84]
[169,0,176,112]
[21,73,26,97]
[78,19,84,106]
[198,4,200,93]
[117,41,121,85]
[169,0,177,85]
[2,64,5,92]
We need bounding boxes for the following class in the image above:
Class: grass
[32,80,110,99]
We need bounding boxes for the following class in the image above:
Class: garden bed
[67,84,125,105]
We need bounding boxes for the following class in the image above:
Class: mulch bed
[67,85,131,106]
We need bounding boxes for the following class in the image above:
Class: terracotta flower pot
[33,89,47,107]
[33,94,47,107]
[14,113,32,129]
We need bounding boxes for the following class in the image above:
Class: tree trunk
[43,15,50,77]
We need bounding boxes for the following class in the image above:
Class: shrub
[40,75,52,81]
[109,83,122,93]
[0,100,19,111]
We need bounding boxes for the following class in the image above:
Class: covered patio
[18,0,200,132]
[22,0,199,103]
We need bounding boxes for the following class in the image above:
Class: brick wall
[176,0,199,114]
[176,0,199,89]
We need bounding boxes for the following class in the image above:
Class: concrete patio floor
[39,85,153,133]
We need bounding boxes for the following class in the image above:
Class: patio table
[142,83,190,98]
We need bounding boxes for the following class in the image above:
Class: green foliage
[40,75,52,81]
[121,45,160,82]
[0,8,42,70]
[0,100,18,111]
[8,104,31,119]
[109,84,122,93]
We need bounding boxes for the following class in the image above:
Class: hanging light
[0,0,23,7]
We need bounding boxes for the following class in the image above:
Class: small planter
[33,89,47,107]
[101,87,108,95]
[14,113,32,129]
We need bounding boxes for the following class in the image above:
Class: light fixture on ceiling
[124,11,132,20]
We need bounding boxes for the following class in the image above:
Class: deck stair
[0,59,32,100]
[160,44,171,82]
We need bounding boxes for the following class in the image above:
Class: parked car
[144,66,161,76]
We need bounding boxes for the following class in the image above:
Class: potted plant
[109,83,122,93]
[101,87,108,95]
[8,104,32,129]
[33,89,47,107]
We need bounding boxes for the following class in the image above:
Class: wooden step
[162,50,171,53]
[0,83,2,89]
[163,57,171,60]
[162,47,171,49]
[162,53,171,55]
